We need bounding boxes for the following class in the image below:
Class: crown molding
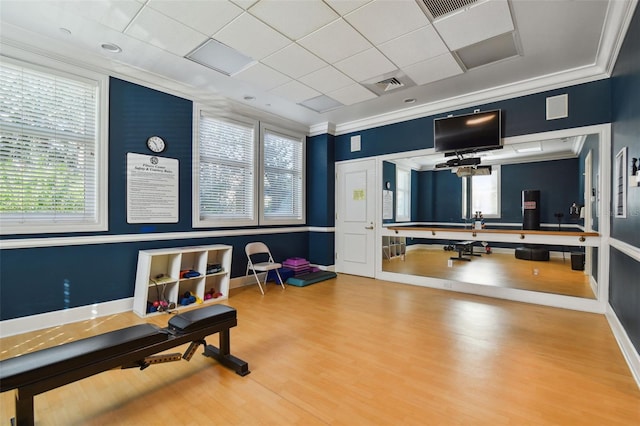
[597,0,639,75]
[333,64,609,136]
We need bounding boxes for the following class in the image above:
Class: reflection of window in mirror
[396,167,411,222]
[461,166,501,219]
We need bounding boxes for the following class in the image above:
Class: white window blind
[0,59,101,232]
[396,167,411,221]
[198,114,257,225]
[262,128,304,224]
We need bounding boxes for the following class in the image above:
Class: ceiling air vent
[375,77,404,92]
[421,0,478,19]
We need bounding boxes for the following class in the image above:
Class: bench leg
[203,329,250,376]
[14,389,35,426]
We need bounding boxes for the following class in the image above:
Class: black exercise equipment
[0,304,249,426]
[516,189,550,261]
[450,241,481,261]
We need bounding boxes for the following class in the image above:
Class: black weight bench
[0,304,249,426]
[450,241,481,261]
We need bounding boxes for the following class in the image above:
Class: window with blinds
[196,114,258,226]
[194,109,305,228]
[0,58,105,234]
[395,167,411,222]
[261,127,305,225]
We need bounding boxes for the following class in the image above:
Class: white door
[335,159,377,277]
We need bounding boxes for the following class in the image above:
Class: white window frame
[259,123,305,226]
[395,166,411,222]
[193,108,259,228]
[461,165,501,219]
[193,107,306,228]
[0,55,108,235]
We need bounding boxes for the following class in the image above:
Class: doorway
[335,159,377,277]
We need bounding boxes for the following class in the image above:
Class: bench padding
[0,323,164,392]
[168,304,236,333]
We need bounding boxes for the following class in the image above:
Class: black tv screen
[433,110,502,155]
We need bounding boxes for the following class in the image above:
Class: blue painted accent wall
[307,133,335,265]
[108,78,194,234]
[0,77,312,321]
[610,5,640,355]
[413,158,579,225]
[416,171,435,220]
[433,171,463,222]
[579,133,601,231]
[0,233,307,321]
[411,170,419,221]
[335,80,611,161]
[500,159,580,225]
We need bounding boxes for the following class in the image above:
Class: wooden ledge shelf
[386,226,600,246]
[388,226,599,238]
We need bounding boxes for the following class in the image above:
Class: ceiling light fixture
[243,96,255,101]
[186,39,254,76]
[101,43,122,53]
[299,95,343,113]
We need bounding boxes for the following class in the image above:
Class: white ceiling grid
[0,0,625,126]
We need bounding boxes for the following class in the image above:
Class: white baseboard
[1,264,337,337]
[0,298,134,338]
[605,304,640,390]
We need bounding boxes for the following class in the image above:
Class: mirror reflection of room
[382,130,600,299]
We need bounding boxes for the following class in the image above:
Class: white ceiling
[0,0,635,135]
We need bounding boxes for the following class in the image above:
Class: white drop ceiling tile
[262,43,327,79]
[234,62,291,91]
[269,80,321,103]
[402,53,464,86]
[57,0,143,32]
[147,0,243,36]
[345,0,430,45]
[299,66,355,94]
[434,0,514,51]
[324,0,372,15]
[334,48,397,82]
[248,0,339,40]
[213,12,291,60]
[327,83,377,106]
[125,7,207,56]
[298,18,372,64]
[231,0,259,10]
[378,25,449,68]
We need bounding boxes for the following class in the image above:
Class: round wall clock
[146,136,166,153]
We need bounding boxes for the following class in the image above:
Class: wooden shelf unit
[133,245,232,317]
[383,236,406,260]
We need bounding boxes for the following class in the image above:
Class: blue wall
[500,159,580,225]
[411,158,579,225]
[610,5,640,354]
[335,79,611,161]
[0,78,311,321]
[307,133,335,266]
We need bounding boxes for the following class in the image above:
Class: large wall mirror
[379,125,608,305]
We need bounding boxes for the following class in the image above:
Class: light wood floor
[383,248,595,299]
[2,275,638,425]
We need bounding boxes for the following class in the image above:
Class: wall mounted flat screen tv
[433,110,502,155]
